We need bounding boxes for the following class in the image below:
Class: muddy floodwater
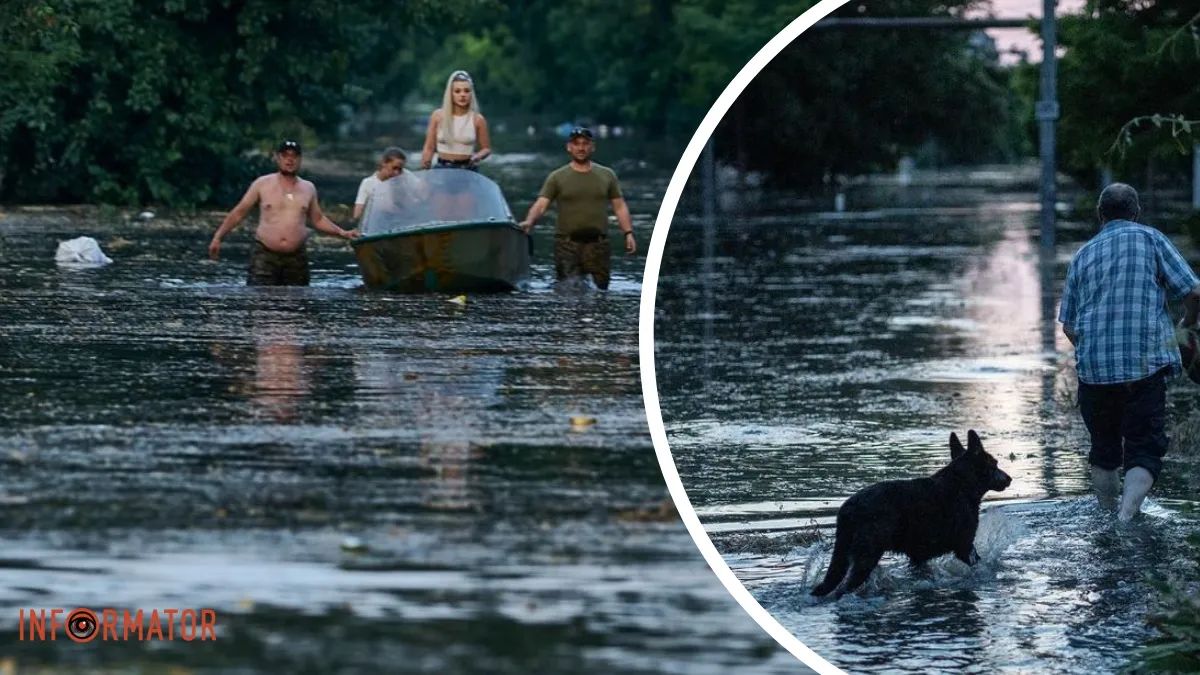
[654,170,1200,673]
[0,150,800,673]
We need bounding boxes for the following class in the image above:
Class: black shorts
[1078,367,1170,480]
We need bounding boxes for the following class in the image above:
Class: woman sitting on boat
[420,70,492,171]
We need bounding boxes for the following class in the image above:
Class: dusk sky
[980,0,1086,61]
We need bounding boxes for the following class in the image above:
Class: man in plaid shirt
[1059,183,1200,522]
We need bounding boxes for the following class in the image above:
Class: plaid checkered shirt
[1059,219,1199,385]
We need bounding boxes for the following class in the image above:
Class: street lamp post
[1037,0,1059,250]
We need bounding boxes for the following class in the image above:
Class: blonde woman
[421,70,491,171]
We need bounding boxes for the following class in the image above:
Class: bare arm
[421,110,440,169]
[519,197,551,233]
[612,197,636,254]
[1063,324,1077,347]
[309,192,356,239]
[352,203,365,222]
[471,114,492,165]
[209,180,261,260]
[1183,284,1200,327]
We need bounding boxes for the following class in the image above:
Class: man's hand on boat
[519,220,533,234]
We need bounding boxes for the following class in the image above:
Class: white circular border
[639,2,852,673]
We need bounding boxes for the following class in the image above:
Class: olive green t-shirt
[538,163,622,236]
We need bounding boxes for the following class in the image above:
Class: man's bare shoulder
[250,173,279,189]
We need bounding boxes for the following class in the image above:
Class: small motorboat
[352,169,530,292]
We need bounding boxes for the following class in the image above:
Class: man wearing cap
[209,140,358,286]
[1059,182,1200,521]
[519,127,636,289]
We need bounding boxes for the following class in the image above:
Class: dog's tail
[811,525,851,597]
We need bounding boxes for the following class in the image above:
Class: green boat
[352,169,531,292]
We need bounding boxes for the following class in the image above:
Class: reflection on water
[0,155,799,673]
[656,181,1200,673]
[253,335,310,423]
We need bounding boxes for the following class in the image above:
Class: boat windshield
[360,169,516,236]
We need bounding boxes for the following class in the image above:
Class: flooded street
[0,151,797,673]
[654,171,1200,673]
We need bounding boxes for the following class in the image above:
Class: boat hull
[352,222,530,293]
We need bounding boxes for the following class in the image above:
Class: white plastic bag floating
[55,236,113,267]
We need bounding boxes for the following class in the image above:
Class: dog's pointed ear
[950,432,965,460]
[968,429,983,454]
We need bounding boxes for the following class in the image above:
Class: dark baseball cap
[277,140,302,154]
[568,126,594,140]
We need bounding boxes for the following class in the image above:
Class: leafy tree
[411,0,805,137]
[1051,1,1200,188]
[0,0,479,206]
[712,0,1025,188]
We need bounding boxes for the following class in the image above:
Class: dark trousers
[1078,367,1169,481]
[554,232,611,290]
[247,241,310,286]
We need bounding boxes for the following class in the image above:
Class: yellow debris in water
[570,416,597,430]
[448,295,467,305]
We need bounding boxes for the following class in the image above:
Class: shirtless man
[208,140,358,286]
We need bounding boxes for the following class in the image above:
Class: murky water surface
[655,177,1200,673]
[0,153,799,673]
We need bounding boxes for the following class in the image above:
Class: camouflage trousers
[554,232,611,290]
[247,241,310,286]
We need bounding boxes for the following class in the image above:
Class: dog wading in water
[812,430,1012,598]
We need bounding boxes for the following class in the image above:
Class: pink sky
[975,0,1086,62]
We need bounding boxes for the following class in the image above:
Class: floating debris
[570,416,597,430]
[340,536,368,553]
[614,499,678,523]
[55,236,112,267]
[448,295,467,306]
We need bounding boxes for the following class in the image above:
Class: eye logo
[66,608,98,643]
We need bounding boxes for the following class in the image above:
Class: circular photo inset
[643,1,1200,673]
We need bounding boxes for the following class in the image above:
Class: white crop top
[437,113,476,156]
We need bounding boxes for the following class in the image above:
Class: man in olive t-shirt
[519,126,636,289]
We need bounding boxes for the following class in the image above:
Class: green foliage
[409,0,809,137]
[1049,2,1200,188]
[712,0,1024,187]
[0,0,479,206]
[1126,532,1200,673]
[419,25,538,114]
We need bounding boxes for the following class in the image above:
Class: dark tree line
[0,0,481,206]
[1050,0,1200,189]
[3,0,1191,207]
[713,0,1028,188]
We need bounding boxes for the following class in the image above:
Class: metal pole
[812,17,1030,29]
[1037,0,1058,250]
[1193,143,1200,210]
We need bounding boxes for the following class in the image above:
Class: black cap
[277,140,302,154]
[568,126,593,140]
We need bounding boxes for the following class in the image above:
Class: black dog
[811,430,1011,598]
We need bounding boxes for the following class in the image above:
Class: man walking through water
[1059,182,1200,521]
[209,140,357,285]
[519,127,635,289]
